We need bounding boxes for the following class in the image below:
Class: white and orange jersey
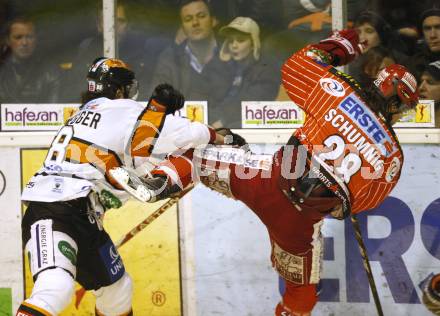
[22,97,214,202]
[281,46,403,214]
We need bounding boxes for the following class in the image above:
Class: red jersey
[281,46,403,214]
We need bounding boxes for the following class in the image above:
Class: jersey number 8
[44,126,74,166]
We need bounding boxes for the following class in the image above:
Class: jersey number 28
[317,135,361,183]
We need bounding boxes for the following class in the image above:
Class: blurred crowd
[0,0,439,127]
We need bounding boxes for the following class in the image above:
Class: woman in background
[209,16,280,129]
[354,46,397,86]
[350,11,408,83]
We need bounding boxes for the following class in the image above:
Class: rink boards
[0,143,439,315]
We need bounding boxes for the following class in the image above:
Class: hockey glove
[422,273,440,315]
[109,167,180,203]
[142,174,182,202]
[150,83,185,114]
[215,128,248,148]
[314,29,362,66]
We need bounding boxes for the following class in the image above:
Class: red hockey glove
[313,29,362,66]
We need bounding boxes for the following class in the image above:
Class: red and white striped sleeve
[151,150,195,189]
[281,46,328,112]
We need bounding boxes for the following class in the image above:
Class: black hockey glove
[142,174,182,202]
[151,83,185,114]
[215,128,248,148]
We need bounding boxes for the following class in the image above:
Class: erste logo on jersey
[323,93,399,173]
[338,93,398,157]
[319,78,346,97]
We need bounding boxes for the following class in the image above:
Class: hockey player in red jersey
[112,29,419,315]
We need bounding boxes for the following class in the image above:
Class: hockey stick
[75,184,194,308]
[115,184,194,248]
[351,214,384,316]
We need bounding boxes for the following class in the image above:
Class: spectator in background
[60,2,172,102]
[354,11,408,59]
[0,0,12,63]
[210,17,280,128]
[350,11,408,84]
[354,11,390,53]
[0,16,60,103]
[352,46,397,87]
[418,60,440,126]
[151,0,230,113]
[366,0,423,55]
[6,0,98,70]
[209,0,284,39]
[409,6,440,80]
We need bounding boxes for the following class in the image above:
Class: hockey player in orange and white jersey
[17,57,225,316]
[112,29,420,315]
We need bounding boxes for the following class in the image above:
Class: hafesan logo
[319,78,346,97]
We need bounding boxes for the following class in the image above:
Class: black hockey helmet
[87,57,138,100]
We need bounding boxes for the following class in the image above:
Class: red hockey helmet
[373,64,419,114]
